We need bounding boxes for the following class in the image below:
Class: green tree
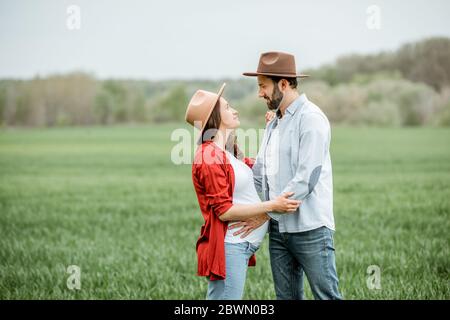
[153,85,188,122]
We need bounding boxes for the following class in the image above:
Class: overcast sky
[1,0,449,80]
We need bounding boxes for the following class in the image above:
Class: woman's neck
[213,127,231,151]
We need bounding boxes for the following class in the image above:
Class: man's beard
[265,85,284,111]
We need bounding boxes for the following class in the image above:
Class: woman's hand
[269,192,301,213]
[265,111,276,125]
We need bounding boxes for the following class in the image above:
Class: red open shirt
[192,141,256,281]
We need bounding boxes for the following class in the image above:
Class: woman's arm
[218,192,300,222]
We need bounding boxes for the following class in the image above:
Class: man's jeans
[269,220,342,300]
[206,241,259,300]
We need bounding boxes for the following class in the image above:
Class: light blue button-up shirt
[253,94,335,233]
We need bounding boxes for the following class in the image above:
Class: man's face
[257,75,283,111]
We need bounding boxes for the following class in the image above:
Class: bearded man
[230,51,343,300]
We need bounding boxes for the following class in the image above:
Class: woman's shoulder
[193,141,229,168]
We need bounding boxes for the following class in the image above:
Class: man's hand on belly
[228,213,270,238]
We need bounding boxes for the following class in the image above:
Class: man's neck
[278,91,300,117]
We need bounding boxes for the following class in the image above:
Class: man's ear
[276,80,282,92]
[279,79,288,92]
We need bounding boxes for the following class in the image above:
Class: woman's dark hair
[267,76,298,89]
[198,100,243,159]
[200,100,221,144]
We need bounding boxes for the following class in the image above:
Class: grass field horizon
[0,124,449,299]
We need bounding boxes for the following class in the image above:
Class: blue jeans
[269,220,342,300]
[206,242,259,300]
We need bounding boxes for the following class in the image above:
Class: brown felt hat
[243,51,309,78]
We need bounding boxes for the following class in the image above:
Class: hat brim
[198,83,226,140]
[242,72,310,78]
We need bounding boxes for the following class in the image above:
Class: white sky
[1,0,449,80]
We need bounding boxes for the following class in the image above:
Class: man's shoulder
[298,99,330,128]
[302,98,328,117]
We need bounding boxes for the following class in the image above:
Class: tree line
[1,37,449,127]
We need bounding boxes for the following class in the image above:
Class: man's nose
[258,90,265,98]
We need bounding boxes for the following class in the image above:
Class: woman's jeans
[269,220,342,300]
[206,241,259,300]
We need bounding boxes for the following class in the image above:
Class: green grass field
[0,124,449,299]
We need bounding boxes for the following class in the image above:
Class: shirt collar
[284,93,308,116]
[267,94,308,129]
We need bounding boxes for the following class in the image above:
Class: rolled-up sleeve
[280,112,329,201]
[243,157,255,169]
[201,163,233,217]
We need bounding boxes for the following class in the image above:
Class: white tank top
[224,150,269,246]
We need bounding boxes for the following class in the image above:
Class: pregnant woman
[185,83,300,300]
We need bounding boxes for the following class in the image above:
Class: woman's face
[219,97,240,130]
